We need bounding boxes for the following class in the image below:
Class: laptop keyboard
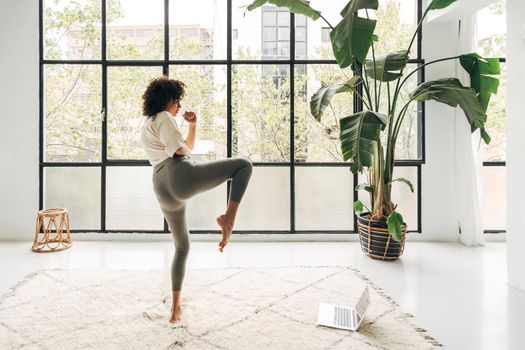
[334,306,351,327]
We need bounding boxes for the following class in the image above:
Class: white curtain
[454,15,485,246]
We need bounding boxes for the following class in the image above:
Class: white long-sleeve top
[140,110,190,166]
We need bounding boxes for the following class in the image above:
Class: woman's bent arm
[184,123,196,150]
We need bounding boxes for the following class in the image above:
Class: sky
[476,5,506,42]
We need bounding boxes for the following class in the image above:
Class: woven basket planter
[357,212,407,260]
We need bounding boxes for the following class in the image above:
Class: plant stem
[387,82,391,116]
[391,5,434,120]
[318,13,334,30]
[407,7,431,58]
[353,60,374,111]
[351,81,372,110]
[398,56,461,92]
[366,9,378,112]
[384,84,394,187]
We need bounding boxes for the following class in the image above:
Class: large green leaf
[428,0,458,10]
[354,200,364,214]
[355,183,372,192]
[365,50,408,82]
[339,110,387,171]
[387,211,404,241]
[310,76,359,120]
[388,178,414,192]
[411,78,487,132]
[330,0,379,67]
[460,53,500,111]
[336,76,360,93]
[246,0,321,20]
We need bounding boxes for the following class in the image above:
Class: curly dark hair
[142,76,186,117]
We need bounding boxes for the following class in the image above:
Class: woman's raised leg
[177,157,253,251]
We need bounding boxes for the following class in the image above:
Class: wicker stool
[32,208,72,253]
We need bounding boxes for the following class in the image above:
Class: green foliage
[244,0,500,241]
[411,78,488,138]
[354,200,364,214]
[459,53,500,112]
[309,76,359,121]
[339,110,387,169]
[386,211,404,241]
[231,52,291,161]
[427,0,458,10]
[365,50,408,82]
[330,0,379,66]
[388,178,414,193]
[247,0,321,20]
[355,183,372,192]
[310,85,344,122]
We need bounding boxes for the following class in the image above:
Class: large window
[40,0,424,233]
[476,0,506,233]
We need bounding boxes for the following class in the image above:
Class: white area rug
[0,267,442,349]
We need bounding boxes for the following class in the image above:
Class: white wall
[0,0,465,242]
[506,0,525,292]
[419,21,461,241]
[0,0,39,241]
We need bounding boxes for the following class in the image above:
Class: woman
[140,76,253,323]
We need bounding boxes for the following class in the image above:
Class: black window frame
[39,0,425,234]
[483,56,506,234]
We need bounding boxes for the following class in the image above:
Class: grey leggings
[152,155,253,291]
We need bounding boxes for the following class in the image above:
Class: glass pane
[262,42,277,56]
[373,0,418,58]
[106,167,164,230]
[106,0,164,60]
[475,1,506,58]
[278,27,290,41]
[296,42,307,59]
[169,0,227,60]
[294,64,354,162]
[233,1,290,60]
[263,27,277,41]
[235,167,290,230]
[295,14,307,26]
[232,65,290,162]
[277,42,290,56]
[483,166,506,230]
[294,0,353,60]
[295,167,354,230]
[482,63,506,162]
[44,65,102,162]
[277,12,290,26]
[169,65,227,161]
[44,167,101,229]
[44,0,101,60]
[381,63,421,160]
[107,66,163,160]
[295,26,306,41]
[358,166,418,231]
[186,184,227,230]
[262,11,277,26]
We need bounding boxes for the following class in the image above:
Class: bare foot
[170,304,182,323]
[216,214,234,252]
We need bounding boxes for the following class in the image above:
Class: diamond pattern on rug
[0,267,442,349]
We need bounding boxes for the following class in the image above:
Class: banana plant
[246,0,500,241]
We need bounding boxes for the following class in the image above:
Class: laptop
[316,286,370,331]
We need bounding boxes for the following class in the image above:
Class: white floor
[0,241,523,350]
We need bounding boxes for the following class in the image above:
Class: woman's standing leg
[162,204,190,323]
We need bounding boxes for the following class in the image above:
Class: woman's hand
[183,111,197,125]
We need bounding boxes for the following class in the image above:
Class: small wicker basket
[357,212,406,260]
